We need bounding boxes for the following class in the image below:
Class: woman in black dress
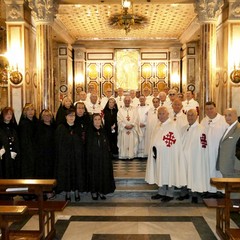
[55,96,73,126]
[74,101,90,145]
[35,109,55,180]
[55,107,85,201]
[87,113,116,200]
[103,98,118,158]
[0,107,20,178]
[18,103,38,178]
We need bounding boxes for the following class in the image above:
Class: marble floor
[10,160,240,240]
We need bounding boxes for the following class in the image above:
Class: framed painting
[115,49,140,90]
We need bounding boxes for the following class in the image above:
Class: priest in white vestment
[169,99,188,134]
[117,96,142,159]
[200,102,228,194]
[85,93,103,115]
[137,96,150,158]
[115,87,124,109]
[181,109,210,203]
[182,90,199,114]
[100,88,115,109]
[145,107,187,202]
[130,89,139,108]
[144,97,160,156]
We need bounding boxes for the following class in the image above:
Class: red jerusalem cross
[162,132,176,147]
[200,133,207,148]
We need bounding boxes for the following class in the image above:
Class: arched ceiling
[55,0,200,48]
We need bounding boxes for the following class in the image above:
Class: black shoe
[176,194,190,201]
[75,194,80,202]
[161,196,174,202]
[65,195,71,201]
[191,196,198,203]
[151,194,164,200]
[216,192,225,199]
[99,194,106,200]
[91,192,98,200]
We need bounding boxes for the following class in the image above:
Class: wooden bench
[0,179,67,240]
[204,178,240,240]
[226,229,240,240]
[0,205,28,240]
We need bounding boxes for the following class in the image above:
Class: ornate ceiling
[55,0,200,47]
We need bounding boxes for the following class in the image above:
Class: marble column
[4,0,28,122]
[195,0,223,117]
[72,46,86,102]
[28,0,58,112]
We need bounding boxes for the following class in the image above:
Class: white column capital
[4,0,25,21]
[28,0,59,24]
[195,0,224,23]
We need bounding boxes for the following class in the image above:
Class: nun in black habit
[55,107,86,201]
[18,103,38,178]
[0,107,20,179]
[35,109,56,179]
[86,113,116,200]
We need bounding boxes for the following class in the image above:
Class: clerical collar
[207,113,219,123]
[160,118,171,125]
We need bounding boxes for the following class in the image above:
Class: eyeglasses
[169,94,176,96]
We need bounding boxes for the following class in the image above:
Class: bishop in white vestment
[117,96,142,159]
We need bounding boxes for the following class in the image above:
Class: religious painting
[115,49,139,90]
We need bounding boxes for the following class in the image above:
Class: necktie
[161,102,163,106]
[208,119,212,125]
[93,104,95,110]
[187,125,191,131]
[154,108,157,114]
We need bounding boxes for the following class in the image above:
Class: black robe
[75,114,90,145]
[103,105,118,155]
[86,126,116,195]
[55,122,86,193]
[0,122,20,178]
[55,104,73,126]
[35,122,55,179]
[18,117,38,178]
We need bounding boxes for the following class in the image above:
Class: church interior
[0,0,240,239]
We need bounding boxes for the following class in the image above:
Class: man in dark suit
[216,108,240,177]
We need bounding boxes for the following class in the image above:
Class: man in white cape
[180,109,210,203]
[117,96,142,159]
[200,101,228,197]
[145,106,187,202]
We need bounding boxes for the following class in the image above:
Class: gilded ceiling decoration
[56,3,197,40]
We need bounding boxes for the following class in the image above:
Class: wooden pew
[0,205,28,240]
[0,179,67,240]
[203,178,240,240]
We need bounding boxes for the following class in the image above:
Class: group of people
[0,102,116,201]
[0,84,240,203]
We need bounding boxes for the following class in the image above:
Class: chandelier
[109,0,148,34]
